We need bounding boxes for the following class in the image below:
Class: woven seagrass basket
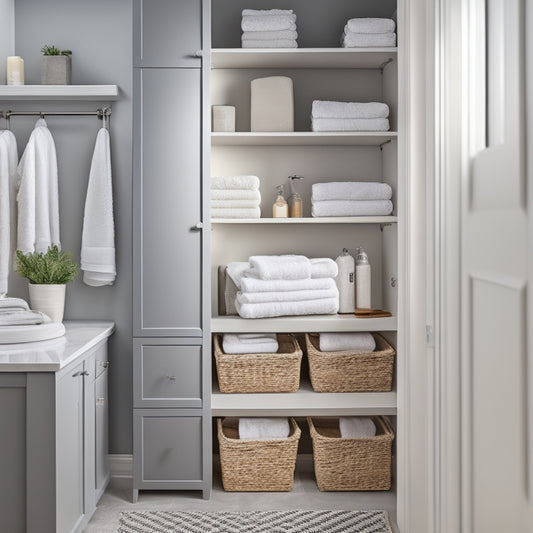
[305,333,395,392]
[308,416,394,491]
[218,417,301,491]
[214,334,302,393]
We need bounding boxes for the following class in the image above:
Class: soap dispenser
[335,248,355,313]
[355,247,371,309]
[288,175,303,218]
[273,185,289,218]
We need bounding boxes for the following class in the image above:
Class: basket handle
[378,415,394,436]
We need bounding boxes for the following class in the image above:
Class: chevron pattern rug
[118,509,392,533]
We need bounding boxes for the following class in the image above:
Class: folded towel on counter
[238,417,290,440]
[0,297,29,312]
[236,297,339,319]
[222,333,279,354]
[342,32,397,48]
[0,309,48,326]
[211,207,261,219]
[211,199,261,208]
[311,101,390,120]
[345,18,396,34]
[310,257,338,279]
[339,417,377,439]
[211,175,260,190]
[242,9,294,16]
[210,189,261,201]
[241,15,297,32]
[311,199,393,217]
[312,181,392,201]
[240,276,337,294]
[319,332,376,352]
[242,39,298,49]
[237,287,338,304]
[248,255,311,281]
[312,117,390,132]
[242,30,298,40]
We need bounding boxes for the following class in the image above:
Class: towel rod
[0,107,111,119]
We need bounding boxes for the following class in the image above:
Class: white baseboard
[108,454,133,479]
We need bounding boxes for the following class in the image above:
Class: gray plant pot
[41,55,71,85]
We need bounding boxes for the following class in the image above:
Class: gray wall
[12,0,133,453]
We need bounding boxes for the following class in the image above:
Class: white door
[462,0,533,531]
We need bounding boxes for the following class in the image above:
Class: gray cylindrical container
[335,248,355,314]
[355,247,371,309]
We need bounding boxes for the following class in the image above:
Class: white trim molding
[109,454,133,479]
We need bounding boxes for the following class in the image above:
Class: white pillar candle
[6,56,24,86]
[212,105,236,132]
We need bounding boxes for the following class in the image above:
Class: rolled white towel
[222,333,278,354]
[339,417,376,439]
[242,30,298,40]
[241,276,336,294]
[248,255,311,281]
[238,417,290,440]
[312,181,392,201]
[241,15,297,32]
[210,189,261,201]
[236,297,339,319]
[211,207,261,219]
[211,199,261,208]
[310,257,339,279]
[242,9,294,16]
[0,309,48,326]
[242,39,298,49]
[311,117,390,132]
[311,200,393,217]
[319,332,376,353]
[311,101,390,119]
[342,32,397,48]
[211,176,260,191]
[0,297,29,311]
[237,287,338,304]
[345,18,396,34]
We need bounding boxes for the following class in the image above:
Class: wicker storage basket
[305,333,395,392]
[214,334,302,393]
[218,417,301,491]
[308,416,394,491]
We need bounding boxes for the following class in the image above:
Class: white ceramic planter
[28,284,66,323]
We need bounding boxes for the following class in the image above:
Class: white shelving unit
[211,216,398,224]
[0,85,119,100]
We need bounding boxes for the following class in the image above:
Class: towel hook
[0,111,9,130]
[40,111,45,119]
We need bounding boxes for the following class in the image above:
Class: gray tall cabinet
[132,0,211,501]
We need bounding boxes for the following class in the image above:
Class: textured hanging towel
[81,128,116,287]
[312,181,392,201]
[238,417,290,439]
[345,18,396,34]
[339,417,377,439]
[319,332,376,353]
[16,118,60,255]
[0,130,18,296]
[311,101,390,119]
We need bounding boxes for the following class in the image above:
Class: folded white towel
[312,181,392,201]
[0,309,48,326]
[242,9,294,16]
[226,262,250,290]
[210,189,261,201]
[236,297,339,319]
[211,199,261,208]
[346,18,396,34]
[319,332,376,352]
[339,417,377,439]
[342,32,397,48]
[311,101,390,119]
[241,276,337,294]
[16,118,61,255]
[0,297,29,311]
[211,175,260,191]
[311,117,390,132]
[242,30,298,40]
[310,257,339,279]
[222,333,279,354]
[248,255,311,281]
[242,39,298,49]
[238,417,290,440]
[81,128,116,287]
[234,333,278,344]
[311,200,393,217]
[0,130,18,296]
[242,15,297,32]
[211,207,261,219]
[237,287,338,305]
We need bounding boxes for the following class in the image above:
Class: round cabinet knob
[102,361,110,368]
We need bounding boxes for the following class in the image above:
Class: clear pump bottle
[288,175,303,218]
[273,185,289,218]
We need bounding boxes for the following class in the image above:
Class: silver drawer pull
[96,398,105,406]
[190,222,203,231]
[166,375,177,381]
[194,50,203,58]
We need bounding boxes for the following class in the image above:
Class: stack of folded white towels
[211,176,261,219]
[311,181,393,217]
[241,9,298,49]
[238,417,290,440]
[339,417,377,438]
[0,297,48,326]
[226,255,339,319]
[222,333,279,354]
[311,100,390,132]
[341,18,396,48]
[318,332,376,352]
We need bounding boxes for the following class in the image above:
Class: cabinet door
[95,370,109,497]
[133,68,203,337]
[133,0,202,68]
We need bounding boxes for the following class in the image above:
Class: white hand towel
[311,117,390,132]
[311,200,393,217]
[16,119,60,255]
[237,286,338,304]
[238,417,290,439]
[210,189,261,201]
[241,15,297,32]
[310,257,338,279]
[222,333,279,354]
[345,18,396,34]
[236,297,339,319]
[241,276,336,294]
[311,101,390,119]
[312,181,392,201]
[342,32,397,48]
[81,128,116,287]
[319,332,376,353]
[211,207,261,219]
[211,199,261,208]
[242,9,294,16]
[339,417,376,439]
[0,130,18,296]
[242,30,298,40]
[248,255,311,281]
[0,309,47,326]
[226,262,250,290]
[242,39,298,49]
[0,297,29,311]
[235,333,278,343]
[211,175,260,190]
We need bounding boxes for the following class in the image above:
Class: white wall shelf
[212,379,397,416]
[211,315,397,333]
[211,131,397,146]
[211,216,398,224]
[0,85,119,100]
[211,48,397,69]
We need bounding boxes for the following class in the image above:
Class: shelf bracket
[379,140,392,151]
[380,223,393,232]
[379,58,394,73]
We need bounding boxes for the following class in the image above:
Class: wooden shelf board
[211,216,398,224]
[0,85,119,101]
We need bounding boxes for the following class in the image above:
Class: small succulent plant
[41,45,72,56]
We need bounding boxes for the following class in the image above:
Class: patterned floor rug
[118,509,392,533]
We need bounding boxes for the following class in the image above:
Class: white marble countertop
[0,320,115,372]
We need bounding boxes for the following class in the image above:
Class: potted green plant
[41,45,72,85]
[16,246,79,323]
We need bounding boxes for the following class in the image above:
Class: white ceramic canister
[212,105,236,132]
[6,56,24,86]
[335,248,355,313]
[28,283,66,323]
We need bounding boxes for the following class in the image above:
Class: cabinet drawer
[134,340,202,408]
